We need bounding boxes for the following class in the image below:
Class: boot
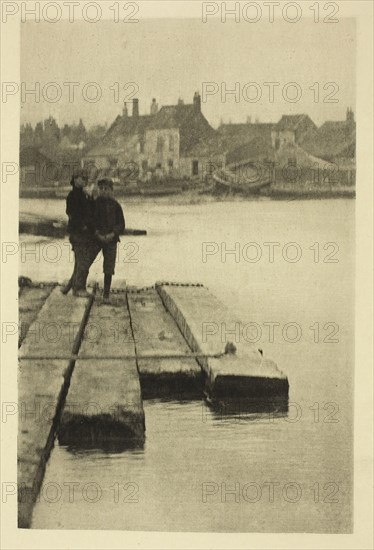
[60,278,73,295]
[73,289,91,298]
[103,274,112,304]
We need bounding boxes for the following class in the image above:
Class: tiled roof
[85,114,153,157]
[218,123,273,159]
[275,142,335,169]
[86,104,215,157]
[274,114,312,131]
[105,114,153,140]
[187,133,227,157]
[148,104,196,130]
[226,137,274,166]
[301,120,356,161]
[148,104,215,155]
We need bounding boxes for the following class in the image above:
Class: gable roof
[148,104,197,130]
[85,114,153,157]
[226,137,275,166]
[274,114,315,131]
[147,103,216,155]
[105,114,153,139]
[86,103,216,157]
[219,122,273,142]
[275,142,335,169]
[301,119,356,161]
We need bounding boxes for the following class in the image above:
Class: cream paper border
[1,1,372,548]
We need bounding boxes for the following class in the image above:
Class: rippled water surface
[20,198,354,532]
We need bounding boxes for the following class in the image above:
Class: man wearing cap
[94,178,125,304]
[62,169,98,297]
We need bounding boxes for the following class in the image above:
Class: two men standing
[63,171,125,304]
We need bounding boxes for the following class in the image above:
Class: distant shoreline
[19,185,355,202]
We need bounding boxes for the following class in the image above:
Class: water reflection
[206,396,289,423]
[58,421,145,454]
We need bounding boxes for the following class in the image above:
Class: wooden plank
[59,295,145,447]
[18,285,54,347]
[156,284,289,399]
[127,289,202,398]
[19,212,146,237]
[18,288,90,527]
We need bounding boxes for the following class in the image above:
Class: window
[192,160,199,176]
[139,138,145,154]
[169,135,174,152]
[156,136,164,153]
[168,159,174,168]
[142,160,148,171]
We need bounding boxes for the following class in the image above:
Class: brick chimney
[150,98,158,115]
[346,107,354,124]
[193,91,201,112]
[132,98,139,117]
[123,102,128,117]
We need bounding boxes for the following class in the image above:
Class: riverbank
[20,183,356,202]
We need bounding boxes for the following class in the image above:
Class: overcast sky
[21,17,356,129]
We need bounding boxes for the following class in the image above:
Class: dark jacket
[94,197,125,242]
[66,187,95,236]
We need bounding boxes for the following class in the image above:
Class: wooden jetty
[18,280,288,528]
[18,288,92,527]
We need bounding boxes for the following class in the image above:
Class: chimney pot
[150,98,158,115]
[133,98,139,117]
[193,91,201,112]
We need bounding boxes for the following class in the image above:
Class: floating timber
[18,288,92,528]
[127,288,202,398]
[59,293,145,448]
[18,279,288,528]
[156,283,289,399]
[19,212,147,238]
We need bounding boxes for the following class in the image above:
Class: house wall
[282,130,296,145]
[145,128,180,173]
[84,135,150,178]
[295,118,316,142]
[180,154,226,180]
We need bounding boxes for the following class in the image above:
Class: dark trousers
[101,242,118,275]
[70,234,100,291]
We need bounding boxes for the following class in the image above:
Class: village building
[271,114,317,150]
[84,93,225,181]
[299,108,356,185]
[217,122,274,167]
[300,108,356,163]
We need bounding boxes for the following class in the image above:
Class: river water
[20,197,354,532]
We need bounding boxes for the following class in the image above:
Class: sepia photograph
[0,1,373,548]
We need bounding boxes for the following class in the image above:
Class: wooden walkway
[18,281,288,527]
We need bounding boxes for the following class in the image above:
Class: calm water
[20,197,354,532]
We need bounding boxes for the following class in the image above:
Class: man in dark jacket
[62,170,99,297]
[94,178,125,304]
